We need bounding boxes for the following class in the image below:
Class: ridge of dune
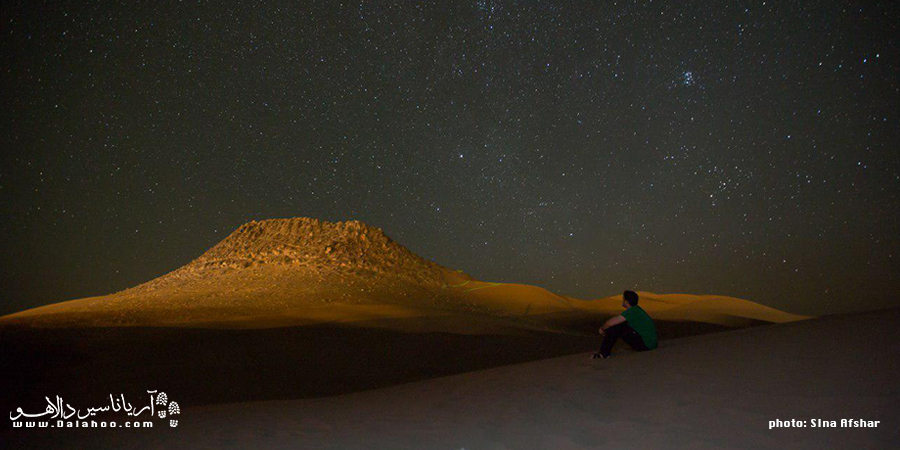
[449,281,579,315]
[579,291,812,325]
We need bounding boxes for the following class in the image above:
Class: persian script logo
[9,390,181,429]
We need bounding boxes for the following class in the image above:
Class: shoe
[591,352,609,359]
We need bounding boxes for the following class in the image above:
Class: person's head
[622,290,639,309]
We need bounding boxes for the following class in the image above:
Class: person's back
[592,290,658,359]
[620,303,657,350]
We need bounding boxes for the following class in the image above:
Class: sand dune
[5,309,894,450]
[578,292,810,327]
[0,217,809,332]
[176,309,899,450]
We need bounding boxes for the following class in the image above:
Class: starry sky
[2,1,898,316]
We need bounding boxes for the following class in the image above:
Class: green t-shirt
[621,305,658,350]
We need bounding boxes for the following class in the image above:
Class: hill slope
[0,217,809,331]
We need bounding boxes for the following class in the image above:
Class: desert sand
[0,218,809,407]
[2,217,834,449]
[4,309,897,449]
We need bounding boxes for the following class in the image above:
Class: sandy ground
[0,218,826,449]
[5,309,896,450]
[0,316,732,408]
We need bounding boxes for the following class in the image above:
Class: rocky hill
[126,217,473,294]
[0,217,809,330]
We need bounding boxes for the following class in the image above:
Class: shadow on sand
[0,319,735,411]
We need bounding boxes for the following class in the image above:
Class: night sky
[2,1,898,316]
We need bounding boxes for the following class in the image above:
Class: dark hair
[623,290,639,306]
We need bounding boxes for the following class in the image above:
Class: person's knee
[605,326,626,338]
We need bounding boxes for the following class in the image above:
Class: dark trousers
[599,322,649,357]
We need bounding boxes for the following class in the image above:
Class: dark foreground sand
[0,317,732,408]
[4,309,898,449]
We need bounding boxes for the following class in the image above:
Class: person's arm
[599,315,626,334]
